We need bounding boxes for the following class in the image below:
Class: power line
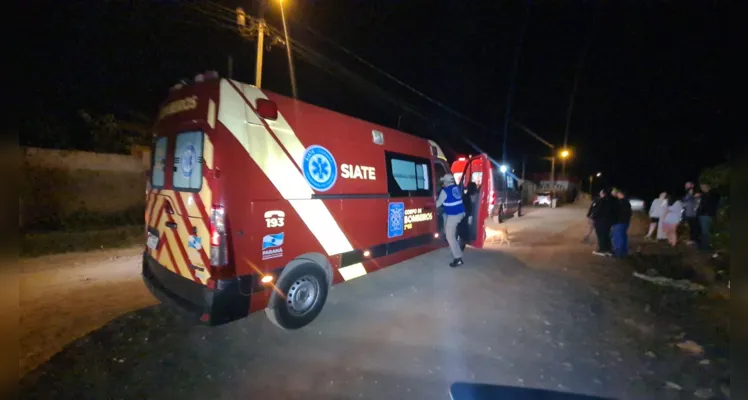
[199,1,500,136]
[501,0,531,162]
[196,1,558,154]
[190,2,546,158]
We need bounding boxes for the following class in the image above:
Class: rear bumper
[141,252,252,326]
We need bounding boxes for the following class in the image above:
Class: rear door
[145,131,212,284]
[452,154,491,248]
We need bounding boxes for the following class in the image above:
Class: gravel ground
[18,205,729,399]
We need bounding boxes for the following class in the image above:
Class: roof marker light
[256,98,278,120]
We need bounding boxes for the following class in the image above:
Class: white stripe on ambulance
[219,80,367,281]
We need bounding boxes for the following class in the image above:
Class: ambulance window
[416,164,429,190]
[150,137,167,189]
[173,130,204,192]
[385,151,432,197]
[391,159,418,190]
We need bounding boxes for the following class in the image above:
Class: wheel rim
[286,275,320,316]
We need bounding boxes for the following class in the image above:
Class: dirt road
[19,205,729,399]
[19,247,156,377]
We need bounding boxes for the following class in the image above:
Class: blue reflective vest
[441,184,465,215]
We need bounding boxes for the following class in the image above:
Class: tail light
[210,205,228,267]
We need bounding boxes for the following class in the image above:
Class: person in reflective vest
[437,174,466,267]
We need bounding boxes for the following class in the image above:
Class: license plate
[146,233,159,250]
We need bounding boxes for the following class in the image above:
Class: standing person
[437,174,466,267]
[458,182,479,250]
[583,189,605,243]
[697,183,720,251]
[611,189,632,258]
[592,188,617,256]
[662,195,683,247]
[645,192,667,239]
[682,181,701,245]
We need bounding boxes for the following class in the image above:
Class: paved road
[18,205,729,399]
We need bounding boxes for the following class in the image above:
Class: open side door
[451,154,492,249]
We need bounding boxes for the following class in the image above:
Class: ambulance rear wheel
[265,263,329,330]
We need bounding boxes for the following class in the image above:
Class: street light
[560,149,570,159]
[596,172,602,177]
[499,165,508,173]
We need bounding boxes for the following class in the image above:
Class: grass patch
[20,225,144,258]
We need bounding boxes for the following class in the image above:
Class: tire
[517,204,524,217]
[498,206,506,223]
[265,263,329,330]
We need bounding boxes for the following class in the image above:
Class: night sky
[23,0,729,199]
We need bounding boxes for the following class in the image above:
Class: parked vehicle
[451,156,523,224]
[533,192,553,207]
[143,73,498,330]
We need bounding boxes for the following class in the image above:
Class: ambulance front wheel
[265,263,329,330]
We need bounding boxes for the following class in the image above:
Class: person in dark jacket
[592,188,617,256]
[458,182,479,249]
[611,189,632,258]
[583,189,605,243]
[697,183,720,250]
[682,181,701,245]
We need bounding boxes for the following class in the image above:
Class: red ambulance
[142,73,495,329]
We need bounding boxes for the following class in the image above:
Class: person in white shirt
[662,195,683,247]
[645,192,667,239]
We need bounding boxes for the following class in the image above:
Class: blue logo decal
[387,202,405,238]
[187,235,202,250]
[302,145,338,192]
[181,144,196,178]
[262,233,285,250]
[451,186,461,199]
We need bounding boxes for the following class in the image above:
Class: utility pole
[550,154,556,200]
[236,3,287,89]
[254,2,266,88]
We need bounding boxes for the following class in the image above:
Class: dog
[485,226,510,246]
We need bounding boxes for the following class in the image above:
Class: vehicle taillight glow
[210,205,228,267]
[210,226,221,246]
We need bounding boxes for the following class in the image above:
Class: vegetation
[20,110,152,154]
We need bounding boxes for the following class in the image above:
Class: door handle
[166,221,178,229]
